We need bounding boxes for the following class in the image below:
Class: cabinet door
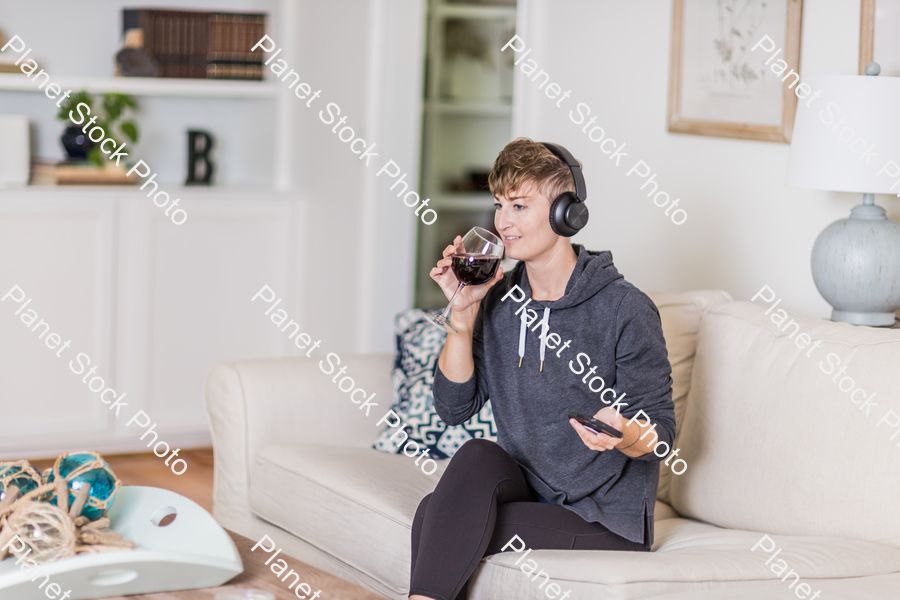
[0,195,117,458]
[116,195,302,443]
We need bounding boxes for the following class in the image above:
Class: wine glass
[426,226,504,333]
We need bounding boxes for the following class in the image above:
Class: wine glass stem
[441,282,465,320]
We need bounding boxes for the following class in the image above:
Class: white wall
[359,0,427,353]
[513,0,895,320]
[290,0,425,354]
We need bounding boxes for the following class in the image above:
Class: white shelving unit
[0,73,279,98]
[425,99,512,116]
[431,192,500,211]
[435,3,516,19]
[0,0,293,191]
[415,0,517,308]
[0,76,289,190]
[0,0,303,458]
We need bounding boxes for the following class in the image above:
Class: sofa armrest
[202,354,395,525]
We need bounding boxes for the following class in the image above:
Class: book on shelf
[207,62,263,80]
[30,160,57,185]
[0,52,36,74]
[31,160,140,186]
[208,13,266,62]
[122,9,267,80]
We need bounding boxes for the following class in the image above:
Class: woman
[409,139,675,600]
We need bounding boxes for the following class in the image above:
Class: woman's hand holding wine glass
[431,236,504,310]
[426,227,505,333]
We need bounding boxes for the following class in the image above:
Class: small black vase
[61,125,94,160]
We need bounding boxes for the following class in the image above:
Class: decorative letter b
[186,129,214,185]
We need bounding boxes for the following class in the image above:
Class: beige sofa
[203,290,900,599]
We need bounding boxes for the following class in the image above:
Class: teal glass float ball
[47,451,120,521]
[0,461,42,503]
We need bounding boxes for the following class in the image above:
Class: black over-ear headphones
[541,142,588,237]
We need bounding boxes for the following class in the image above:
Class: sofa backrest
[646,290,732,504]
[669,301,900,548]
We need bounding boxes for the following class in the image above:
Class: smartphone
[568,411,624,439]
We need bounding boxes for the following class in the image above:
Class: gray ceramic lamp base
[811,201,900,327]
[831,309,896,327]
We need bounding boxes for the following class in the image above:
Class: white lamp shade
[786,74,900,194]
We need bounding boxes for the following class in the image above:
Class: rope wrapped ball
[45,451,121,522]
[4,500,77,563]
[0,461,42,506]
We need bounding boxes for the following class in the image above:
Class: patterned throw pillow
[373,309,497,459]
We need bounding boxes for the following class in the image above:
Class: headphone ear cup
[548,193,569,236]
[565,200,589,232]
[550,192,579,237]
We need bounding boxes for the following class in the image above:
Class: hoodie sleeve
[614,288,676,463]
[432,302,490,427]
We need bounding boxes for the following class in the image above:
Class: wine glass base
[424,312,458,334]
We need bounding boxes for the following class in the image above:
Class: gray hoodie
[433,244,675,548]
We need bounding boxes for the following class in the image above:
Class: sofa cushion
[669,301,900,548]
[249,444,679,596]
[250,444,900,599]
[645,290,732,504]
[250,444,445,595]
[644,571,900,600]
[467,518,900,599]
[373,309,497,459]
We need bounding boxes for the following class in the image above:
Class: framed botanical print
[668,0,804,143]
[859,0,900,75]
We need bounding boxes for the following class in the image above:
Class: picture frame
[668,0,804,143]
[859,0,900,75]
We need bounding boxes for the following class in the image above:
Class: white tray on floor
[0,486,243,600]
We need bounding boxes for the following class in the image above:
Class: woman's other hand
[569,407,628,452]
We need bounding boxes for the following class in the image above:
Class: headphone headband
[541,142,587,202]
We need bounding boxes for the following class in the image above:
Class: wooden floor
[31,448,215,512]
[101,530,386,600]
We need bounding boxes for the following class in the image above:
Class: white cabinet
[0,189,305,459]
[0,195,117,448]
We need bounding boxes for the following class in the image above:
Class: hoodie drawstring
[518,310,527,368]
[539,307,550,371]
[518,306,551,371]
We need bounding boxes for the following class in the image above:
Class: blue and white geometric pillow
[373,309,497,459]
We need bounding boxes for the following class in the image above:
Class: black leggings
[409,439,647,600]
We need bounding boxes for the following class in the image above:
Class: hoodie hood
[505,244,624,370]
[505,244,624,311]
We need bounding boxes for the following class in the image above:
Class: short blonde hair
[488,137,578,202]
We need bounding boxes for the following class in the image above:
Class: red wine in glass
[452,254,501,286]
[426,227,504,333]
